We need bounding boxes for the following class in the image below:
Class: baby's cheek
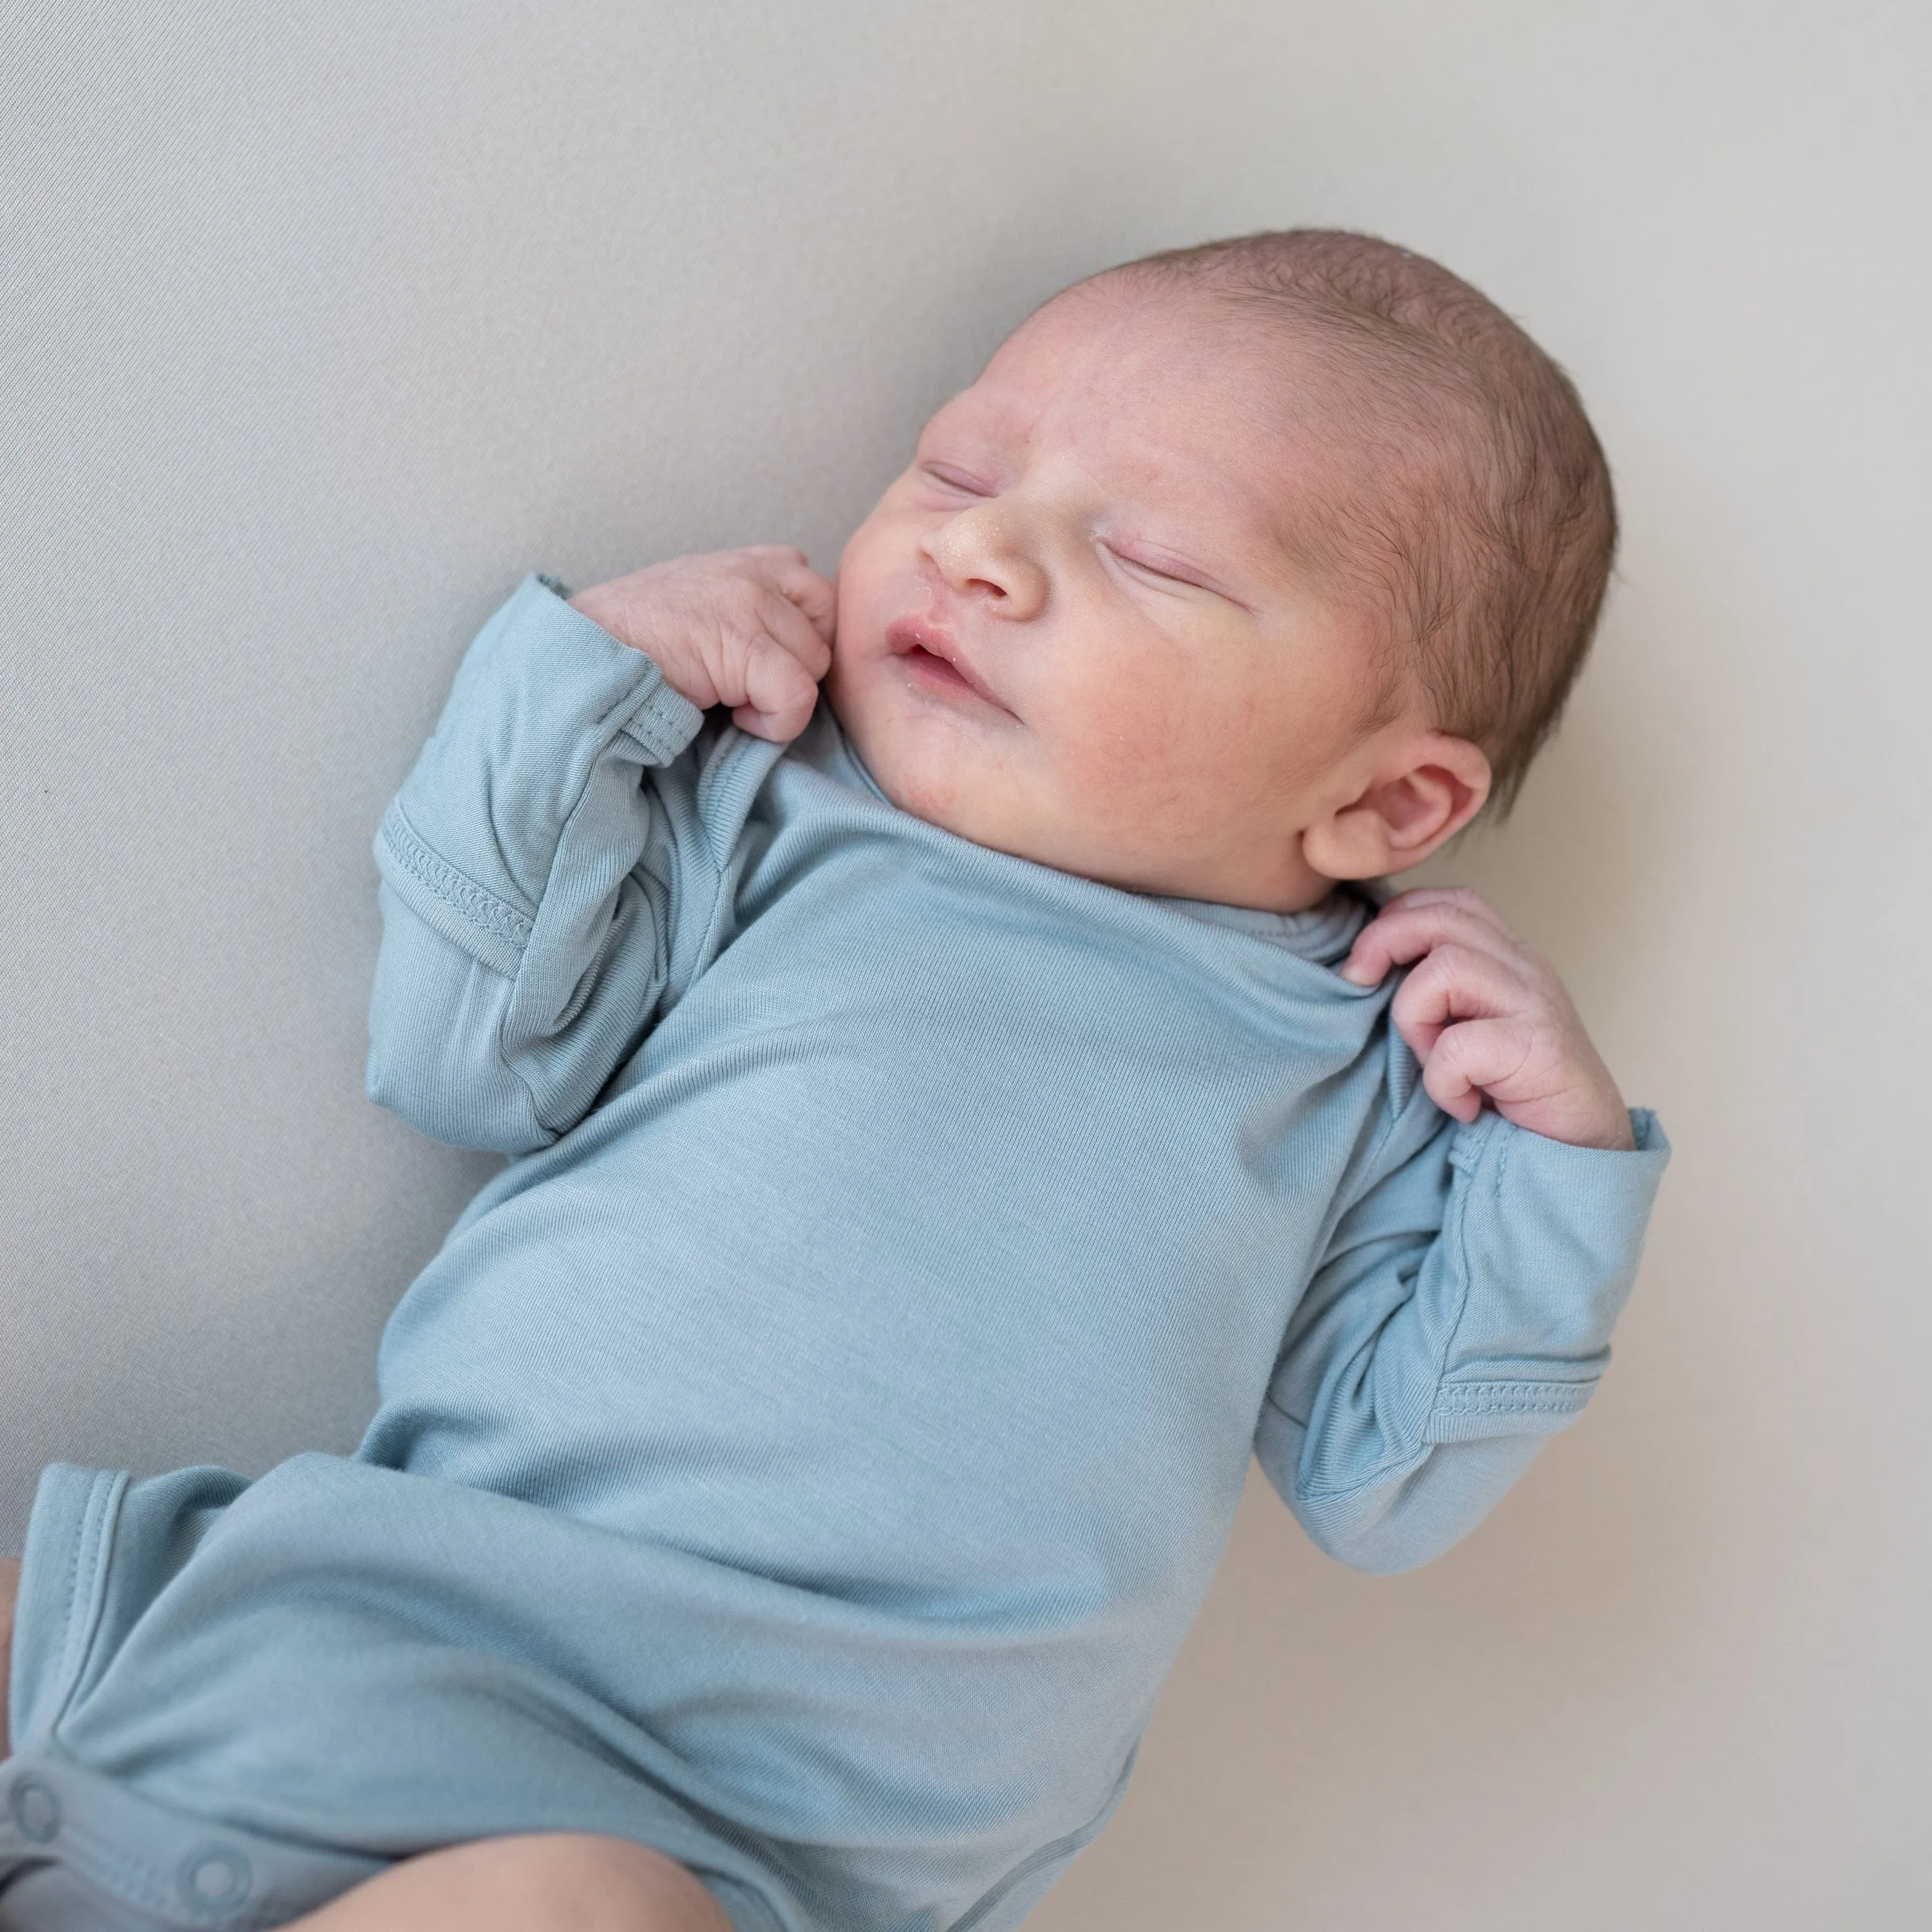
[830,563,884,663]
[1050,676,1209,834]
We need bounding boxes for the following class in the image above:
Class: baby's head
[828,230,1616,913]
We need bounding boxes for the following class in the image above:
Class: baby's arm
[1255,889,1668,1573]
[365,551,830,1154]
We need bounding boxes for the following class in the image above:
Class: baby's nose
[923,505,1048,619]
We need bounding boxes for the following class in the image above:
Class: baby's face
[829,278,1410,911]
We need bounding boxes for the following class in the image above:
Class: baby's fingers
[777,563,837,645]
[732,630,823,741]
[1340,891,1524,986]
[1379,886,1522,941]
[1388,942,1533,1061]
[744,546,837,643]
[753,588,834,685]
[1417,1016,1539,1123]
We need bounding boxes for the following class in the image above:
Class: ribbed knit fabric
[0,576,1668,1932]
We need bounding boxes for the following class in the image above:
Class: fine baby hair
[1116,229,1616,812]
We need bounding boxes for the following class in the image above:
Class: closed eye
[918,462,995,497]
[1103,544,1216,595]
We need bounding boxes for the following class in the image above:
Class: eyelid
[1105,541,1260,614]
[1103,540,1213,593]
[918,460,995,496]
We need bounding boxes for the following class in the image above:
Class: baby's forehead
[971,279,1305,425]
[940,282,1372,560]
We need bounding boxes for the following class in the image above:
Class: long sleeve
[365,574,706,1155]
[1254,1097,1670,1575]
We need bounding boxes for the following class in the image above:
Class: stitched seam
[618,675,699,762]
[1438,1375,1595,1401]
[1435,1389,1592,1416]
[381,805,534,950]
[945,1757,1135,1932]
[55,1479,98,1721]
[50,1486,84,1732]
[44,1472,121,1743]
[1292,1119,1496,1506]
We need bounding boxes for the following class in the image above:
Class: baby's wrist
[1568,1107,1639,1153]
[567,581,640,649]
[569,585,705,703]
[1503,1093,1636,1152]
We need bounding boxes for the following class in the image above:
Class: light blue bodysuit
[1,578,1667,1932]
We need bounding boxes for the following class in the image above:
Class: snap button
[178,1846,252,1913]
[8,1775,61,1843]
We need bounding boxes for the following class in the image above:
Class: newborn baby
[0,231,1667,1932]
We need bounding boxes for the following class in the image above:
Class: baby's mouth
[885,617,1012,715]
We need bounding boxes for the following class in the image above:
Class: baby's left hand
[1340,887,1635,1151]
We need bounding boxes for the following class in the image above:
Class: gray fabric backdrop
[5,2,1927,1924]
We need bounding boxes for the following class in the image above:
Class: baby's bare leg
[1,1555,19,1756]
[280,1833,733,1932]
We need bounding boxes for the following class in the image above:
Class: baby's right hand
[569,546,836,742]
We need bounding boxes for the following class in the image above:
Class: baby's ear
[1302,732,1492,881]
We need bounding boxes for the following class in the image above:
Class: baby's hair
[1110,230,1616,815]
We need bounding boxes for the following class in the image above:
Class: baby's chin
[825,686,1061,866]
[830,690,995,840]
[832,694,1337,911]
[826,696,1180,897]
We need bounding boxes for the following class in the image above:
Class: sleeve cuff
[374,574,707,967]
[520,572,706,761]
[1425,1105,1670,1437]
